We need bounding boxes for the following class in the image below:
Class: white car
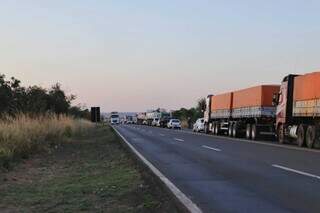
[167,119,182,129]
[193,118,205,132]
[151,118,159,126]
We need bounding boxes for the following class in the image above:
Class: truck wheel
[251,124,257,140]
[228,123,233,137]
[246,124,251,139]
[297,124,306,147]
[306,125,316,149]
[215,123,220,135]
[277,124,285,144]
[212,122,216,135]
[232,122,238,138]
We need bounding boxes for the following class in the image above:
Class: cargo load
[232,85,280,118]
[210,92,233,118]
[293,72,320,117]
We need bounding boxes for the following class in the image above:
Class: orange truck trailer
[204,85,280,140]
[274,72,320,148]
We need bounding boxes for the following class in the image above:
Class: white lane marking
[202,145,221,152]
[112,126,202,213]
[272,164,320,180]
[159,133,165,136]
[179,130,320,154]
[174,138,184,142]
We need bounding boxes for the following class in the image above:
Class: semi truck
[109,112,120,125]
[204,85,280,140]
[274,72,320,148]
[145,109,171,127]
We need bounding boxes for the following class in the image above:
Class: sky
[1,0,320,112]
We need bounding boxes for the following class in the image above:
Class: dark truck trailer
[275,72,320,148]
[205,85,280,140]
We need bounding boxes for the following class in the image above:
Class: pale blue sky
[1,0,320,111]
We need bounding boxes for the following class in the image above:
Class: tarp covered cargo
[294,72,320,101]
[232,85,280,109]
[211,92,233,118]
[232,85,280,118]
[293,72,320,117]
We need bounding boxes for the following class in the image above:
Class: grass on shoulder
[0,125,179,213]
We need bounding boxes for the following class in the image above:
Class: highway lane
[114,124,320,213]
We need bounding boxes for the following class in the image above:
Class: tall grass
[0,114,94,169]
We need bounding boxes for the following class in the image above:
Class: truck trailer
[205,85,280,140]
[275,72,320,148]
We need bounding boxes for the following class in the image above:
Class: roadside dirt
[0,125,180,213]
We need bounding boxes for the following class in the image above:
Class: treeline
[172,98,206,127]
[0,74,90,118]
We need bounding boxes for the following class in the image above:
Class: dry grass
[0,114,94,169]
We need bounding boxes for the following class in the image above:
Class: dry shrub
[0,114,94,168]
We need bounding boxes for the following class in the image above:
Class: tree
[47,83,74,114]
[0,74,90,119]
[197,98,206,113]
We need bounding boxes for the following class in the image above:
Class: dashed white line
[159,133,165,136]
[202,145,221,152]
[272,164,320,180]
[174,138,184,142]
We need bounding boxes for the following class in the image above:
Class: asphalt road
[114,124,320,213]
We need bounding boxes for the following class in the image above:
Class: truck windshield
[111,115,119,118]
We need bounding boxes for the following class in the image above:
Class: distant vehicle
[155,119,161,127]
[193,118,205,132]
[151,118,159,126]
[124,115,135,124]
[137,112,147,125]
[167,119,181,129]
[110,112,120,125]
[142,120,148,125]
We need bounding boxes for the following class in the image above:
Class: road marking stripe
[202,145,221,152]
[272,164,320,180]
[159,133,165,136]
[112,126,202,213]
[174,138,184,142]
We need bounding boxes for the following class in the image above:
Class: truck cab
[274,75,299,144]
[110,112,120,125]
[204,95,213,133]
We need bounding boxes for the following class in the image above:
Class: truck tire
[251,124,257,140]
[232,122,238,138]
[306,125,316,149]
[297,124,306,147]
[215,123,220,135]
[228,123,233,137]
[212,122,216,135]
[246,124,251,139]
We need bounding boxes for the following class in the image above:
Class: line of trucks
[137,109,172,127]
[204,72,320,149]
